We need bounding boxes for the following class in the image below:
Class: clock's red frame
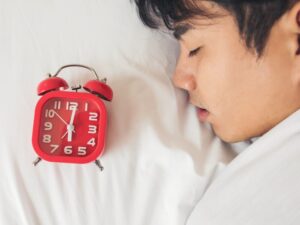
[32,90,107,164]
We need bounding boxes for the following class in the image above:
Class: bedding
[0,0,247,224]
[186,109,300,225]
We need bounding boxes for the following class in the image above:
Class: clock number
[45,109,55,118]
[89,112,98,121]
[78,146,87,156]
[54,101,61,110]
[88,125,97,134]
[85,103,89,112]
[87,138,96,147]
[66,102,78,111]
[64,146,72,155]
[44,122,53,131]
[50,144,59,153]
[64,146,86,155]
[43,135,51,143]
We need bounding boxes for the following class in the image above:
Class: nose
[172,54,197,92]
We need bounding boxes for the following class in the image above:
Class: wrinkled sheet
[187,110,300,225]
[0,1,247,224]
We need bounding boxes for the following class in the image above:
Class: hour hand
[67,124,75,142]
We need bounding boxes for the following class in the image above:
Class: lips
[190,100,209,121]
[197,107,209,122]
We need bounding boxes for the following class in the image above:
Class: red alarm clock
[32,64,113,170]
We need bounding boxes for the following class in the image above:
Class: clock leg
[33,157,42,166]
[95,160,104,171]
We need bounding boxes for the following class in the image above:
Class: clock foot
[95,160,104,171]
[33,157,42,166]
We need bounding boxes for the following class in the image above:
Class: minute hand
[69,108,76,125]
[67,108,77,142]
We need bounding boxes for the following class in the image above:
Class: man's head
[135,0,300,143]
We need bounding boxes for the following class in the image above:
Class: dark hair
[135,0,297,55]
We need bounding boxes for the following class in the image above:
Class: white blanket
[0,0,247,225]
[187,109,300,225]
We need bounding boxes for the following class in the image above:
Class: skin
[172,2,300,143]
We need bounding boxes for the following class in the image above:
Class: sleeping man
[135,0,300,224]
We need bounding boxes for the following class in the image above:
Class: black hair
[135,0,298,55]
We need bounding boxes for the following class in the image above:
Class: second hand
[53,110,68,126]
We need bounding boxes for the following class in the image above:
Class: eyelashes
[188,47,202,57]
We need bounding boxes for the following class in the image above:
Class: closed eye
[189,47,201,57]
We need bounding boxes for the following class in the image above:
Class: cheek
[196,47,259,111]
[197,52,272,141]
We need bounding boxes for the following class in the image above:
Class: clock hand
[61,129,75,140]
[67,108,77,142]
[53,109,76,141]
[69,107,77,125]
[67,125,74,142]
[61,130,68,139]
[53,110,68,126]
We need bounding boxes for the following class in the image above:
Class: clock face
[32,91,107,163]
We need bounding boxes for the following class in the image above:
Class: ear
[273,2,300,85]
[281,1,300,55]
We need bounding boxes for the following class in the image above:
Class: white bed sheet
[0,1,248,224]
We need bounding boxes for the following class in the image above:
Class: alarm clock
[32,64,113,170]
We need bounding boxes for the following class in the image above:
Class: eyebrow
[173,24,194,40]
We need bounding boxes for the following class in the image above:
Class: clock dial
[38,97,100,157]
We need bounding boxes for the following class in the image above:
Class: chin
[218,135,245,143]
[212,126,251,143]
